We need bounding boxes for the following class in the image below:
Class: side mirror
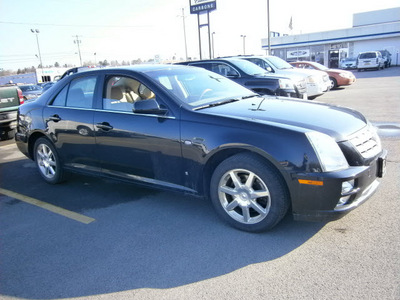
[266,66,273,73]
[227,72,239,79]
[133,98,168,115]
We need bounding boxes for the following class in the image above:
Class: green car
[0,85,24,140]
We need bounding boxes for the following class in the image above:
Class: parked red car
[290,61,356,89]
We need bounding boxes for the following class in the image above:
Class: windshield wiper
[241,94,259,99]
[193,98,239,111]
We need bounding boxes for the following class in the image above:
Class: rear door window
[50,76,97,108]
[66,76,97,108]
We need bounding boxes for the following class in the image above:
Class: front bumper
[292,150,387,222]
[338,76,356,86]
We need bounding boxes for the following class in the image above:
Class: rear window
[359,53,377,59]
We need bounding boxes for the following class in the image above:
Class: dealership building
[262,7,400,68]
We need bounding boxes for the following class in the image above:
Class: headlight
[279,79,294,90]
[306,76,316,84]
[306,131,349,172]
[339,73,352,79]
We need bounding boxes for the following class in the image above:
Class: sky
[1,0,399,70]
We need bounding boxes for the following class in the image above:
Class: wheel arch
[27,131,49,160]
[202,146,291,202]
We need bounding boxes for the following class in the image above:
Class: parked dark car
[15,65,387,232]
[19,84,43,100]
[378,50,392,68]
[176,58,306,99]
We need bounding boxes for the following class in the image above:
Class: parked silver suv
[236,55,330,100]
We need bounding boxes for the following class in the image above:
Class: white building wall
[353,37,400,57]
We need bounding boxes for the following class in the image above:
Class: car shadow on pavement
[0,159,325,299]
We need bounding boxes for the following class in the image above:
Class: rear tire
[34,137,65,184]
[210,153,290,232]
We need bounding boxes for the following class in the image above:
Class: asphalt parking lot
[1,67,399,300]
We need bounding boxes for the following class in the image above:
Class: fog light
[337,180,355,206]
[342,180,354,194]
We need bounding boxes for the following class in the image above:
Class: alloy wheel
[218,169,271,224]
[36,143,57,179]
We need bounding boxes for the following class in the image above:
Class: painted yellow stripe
[298,179,324,186]
[0,188,95,224]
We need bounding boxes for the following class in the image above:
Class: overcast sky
[1,0,399,70]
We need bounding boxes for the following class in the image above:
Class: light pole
[240,35,246,55]
[31,29,43,82]
[212,32,216,58]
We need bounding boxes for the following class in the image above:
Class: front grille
[348,126,382,159]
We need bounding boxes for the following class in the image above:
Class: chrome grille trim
[348,125,382,158]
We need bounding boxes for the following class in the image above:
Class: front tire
[34,137,65,184]
[210,153,290,232]
[329,77,338,89]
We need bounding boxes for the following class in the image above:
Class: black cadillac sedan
[15,65,387,232]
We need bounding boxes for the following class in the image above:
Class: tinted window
[51,85,68,106]
[66,76,97,108]
[359,53,377,59]
[190,62,239,77]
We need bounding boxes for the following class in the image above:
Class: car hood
[328,68,353,74]
[278,68,327,79]
[199,97,367,141]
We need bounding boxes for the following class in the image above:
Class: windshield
[309,61,328,70]
[145,67,256,107]
[228,59,268,76]
[265,56,294,70]
[359,53,377,59]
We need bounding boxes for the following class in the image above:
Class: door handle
[95,122,113,131]
[48,114,61,122]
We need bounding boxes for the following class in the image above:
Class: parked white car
[357,51,384,71]
[238,55,330,100]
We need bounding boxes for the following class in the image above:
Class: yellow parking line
[0,188,95,224]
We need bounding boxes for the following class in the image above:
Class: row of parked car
[340,50,392,71]
[176,55,356,100]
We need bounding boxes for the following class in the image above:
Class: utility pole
[31,29,44,81]
[181,8,188,61]
[267,0,271,55]
[73,35,83,66]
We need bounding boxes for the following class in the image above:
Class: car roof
[181,58,246,64]
[61,64,190,79]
